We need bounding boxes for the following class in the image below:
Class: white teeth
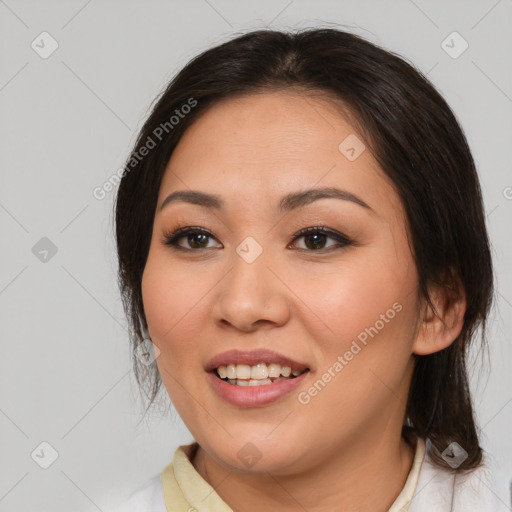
[224,378,274,386]
[216,362,306,384]
[251,363,268,379]
[226,364,237,380]
[268,363,281,378]
[227,377,293,386]
[249,379,272,386]
[236,364,251,380]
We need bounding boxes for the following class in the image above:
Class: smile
[206,349,311,407]
[216,363,307,386]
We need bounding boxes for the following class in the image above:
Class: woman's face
[142,91,423,475]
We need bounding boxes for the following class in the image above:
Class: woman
[112,28,511,511]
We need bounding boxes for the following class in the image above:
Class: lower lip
[207,371,309,407]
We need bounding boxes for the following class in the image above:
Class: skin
[141,91,466,512]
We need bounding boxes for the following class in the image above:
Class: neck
[192,430,416,512]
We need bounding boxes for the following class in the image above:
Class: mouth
[206,349,310,388]
[215,362,309,386]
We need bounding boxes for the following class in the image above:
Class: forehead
[158,91,403,221]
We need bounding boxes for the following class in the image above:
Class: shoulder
[409,444,511,512]
[109,474,166,512]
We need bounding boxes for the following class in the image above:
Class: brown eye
[290,226,354,251]
[163,227,222,250]
[304,233,328,250]
[187,233,209,248]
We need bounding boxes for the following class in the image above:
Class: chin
[199,431,307,475]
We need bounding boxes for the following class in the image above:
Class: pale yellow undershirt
[161,436,426,512]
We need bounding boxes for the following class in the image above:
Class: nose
[212,249,291,332]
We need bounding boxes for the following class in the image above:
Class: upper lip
[205,349,310,373]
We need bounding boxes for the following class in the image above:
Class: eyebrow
[159,187,373,213]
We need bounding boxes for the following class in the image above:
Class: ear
[412,276,466,356]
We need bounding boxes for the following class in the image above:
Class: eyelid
[288,226,354,250]
[161,226,222,250]
[162,225,354,252]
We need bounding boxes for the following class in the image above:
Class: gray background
[1,1,511,510]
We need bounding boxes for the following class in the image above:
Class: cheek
[290,257,410,343]
[141,255,209,403]
[290,253,420,407]
[141,254,205,342]
[141,277,193,402]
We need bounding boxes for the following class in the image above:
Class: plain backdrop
[0,1,511,510]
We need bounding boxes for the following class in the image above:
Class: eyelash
[161,225,354,253]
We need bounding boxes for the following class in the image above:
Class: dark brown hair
[114,27,493,471]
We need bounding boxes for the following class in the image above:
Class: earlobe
[412,279,467,356]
